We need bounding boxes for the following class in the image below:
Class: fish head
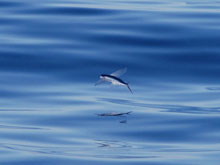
[100,74,105,79]
[99,74,106,80]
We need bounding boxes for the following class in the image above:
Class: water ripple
[1,0,220,164]
[99,97,220,114]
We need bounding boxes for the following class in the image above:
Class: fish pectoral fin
[110,68,127,77]
[95,79,105,86]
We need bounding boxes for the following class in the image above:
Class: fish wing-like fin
[95,79,105,86]
[110,68,127,77]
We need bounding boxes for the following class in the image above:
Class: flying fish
[95,68,133,94]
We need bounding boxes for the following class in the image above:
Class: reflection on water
[96,111,132,123]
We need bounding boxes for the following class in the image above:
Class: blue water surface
[1,0,220,164]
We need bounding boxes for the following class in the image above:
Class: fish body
[100,74,127,86]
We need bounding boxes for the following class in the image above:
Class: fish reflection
[96,111,132,116]
[96,111,132,124]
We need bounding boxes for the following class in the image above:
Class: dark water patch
[0,51,88,73]
[18,6,119,16]
[91,33,187,48]
[0,1,23,8]
[0,18,24,25]
[154,52,220,66]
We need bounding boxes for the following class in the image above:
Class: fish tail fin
[126,84,133,94]
[126,111,132,115]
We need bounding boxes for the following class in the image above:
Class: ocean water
[1,0,220,164]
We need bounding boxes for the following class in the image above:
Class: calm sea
[1,0,220,164]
